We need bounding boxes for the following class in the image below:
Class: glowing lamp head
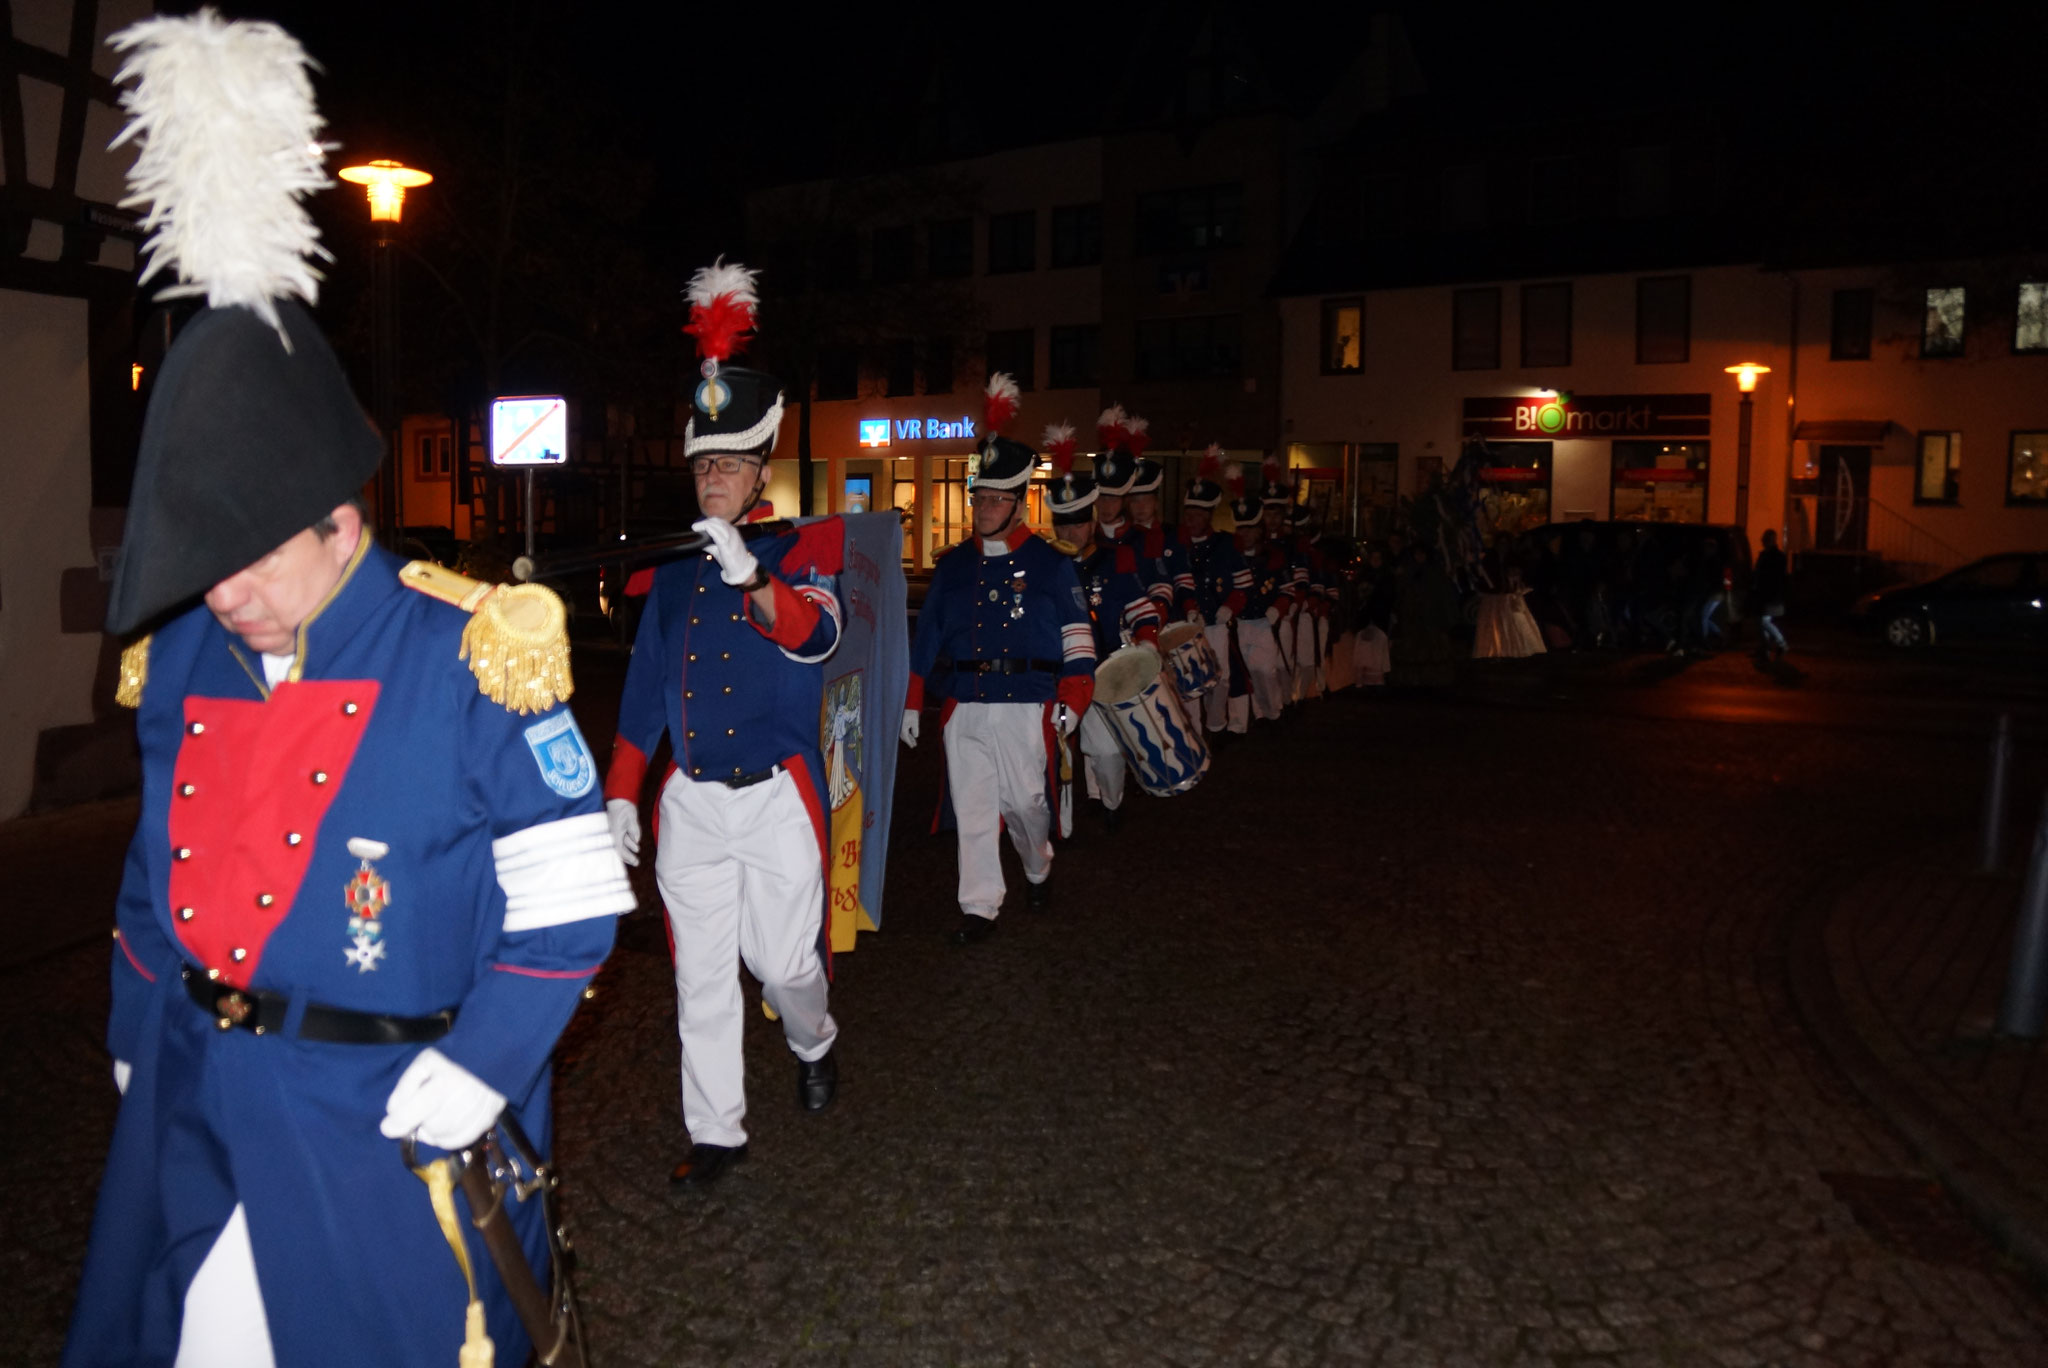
[337,159,433,223]
[1724,362,1772,393]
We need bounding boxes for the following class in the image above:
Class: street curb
[1786,879,2048,1284]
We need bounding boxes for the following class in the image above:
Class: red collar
[980,522,1033,554]
[741,502,778,525]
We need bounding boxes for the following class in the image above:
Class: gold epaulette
[115,635,151,709]
[398,560,573,714]
[1049,537,1080,557]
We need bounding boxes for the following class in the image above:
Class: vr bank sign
[858,416,978,448]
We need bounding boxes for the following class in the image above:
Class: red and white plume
[1197,443,1224,481]
[109,9,334,343]
[1224,462,1245,499]
[1042,421,1078,477]
[1125,415,1152,459]
[683,257,760,363]
[984,372,1021,435]
[1096,403,1129,452]
[1261,454,1288,490]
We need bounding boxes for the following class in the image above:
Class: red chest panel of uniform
[167,680,379,987]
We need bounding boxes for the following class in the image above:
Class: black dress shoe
[1102,803,1123,834]
[1025,876,1052,911]
[951,914,995,945]
[670,1142,747,1188]
[797,1048,838,1113]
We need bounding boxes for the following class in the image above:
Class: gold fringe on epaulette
[460,583,574,714]
[115,635,151,709]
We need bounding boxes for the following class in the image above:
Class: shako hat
[1258,454,1294,507]
[1092,404,1135,494]
[1041,421,1096,519]
[1183,445,1225,510]
[1226,463,1259,524]
[969,374,1035,491]
[1129,457,1165,496]
[682,259,784,458]
[103,10,383,635]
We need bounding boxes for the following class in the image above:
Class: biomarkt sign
[857,416,978,448]
[1462,393,1710,440]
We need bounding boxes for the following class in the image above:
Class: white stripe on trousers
[655,769,836,1148]
[942,701,1053,919]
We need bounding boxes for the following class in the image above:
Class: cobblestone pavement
[12,686,2048,1365]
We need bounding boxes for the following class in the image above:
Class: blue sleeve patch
[1071,586,1087,612]
[524,711,597,798]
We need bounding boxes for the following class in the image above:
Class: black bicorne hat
[972,435,1038,491]
[1230,495,1262,524]
[106,301,384,635]
[1128,458,1164,495]
[684,366,785,458]
[1046,470,1098,520]
[1094,448,1137,495]
[1183,477,1224,510]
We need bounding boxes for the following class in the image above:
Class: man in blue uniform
[1125,456,1199,623]
[70,19,632,1363]
[1182,453,1253,734]
[904,380,1095,944]
[603,261,842,1190]
[1234,467,1301,723]
[1044,439,1159,832]
[1286,503,1332,701]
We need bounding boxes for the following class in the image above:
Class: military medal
[343,837,391,972]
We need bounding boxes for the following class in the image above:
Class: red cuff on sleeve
[1056,674,1094,716]
[604,736,649,803]
[906,674,925,711]
[746,576,822,649]
[624,568,655,598]
[1134,623,1160,646]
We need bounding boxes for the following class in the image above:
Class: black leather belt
[942,658,1062,675]
[722,763,784,790]
[181,965,455,1044]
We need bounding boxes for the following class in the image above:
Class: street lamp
[337,159,433,547]
[1724,362,1771,536]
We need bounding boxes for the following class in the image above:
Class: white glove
[1215,605,1234,626]
[1265,605,1281,626]
[900,708,920,748]
[1054,703,1080,736]
[605,797,641,867]
[380,1047,506,1149]
[694,516,760,588]
[1185,607,1204,625]
[113,1059,132,1095]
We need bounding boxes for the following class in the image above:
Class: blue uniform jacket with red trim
[1074,540,1161,660]
[907,528,1095,713]
[1242,537,1305,617]
[605,516,842,810]
[1127,522,1198,619]
[70,539,631,1368]
[1187,531,1252,620]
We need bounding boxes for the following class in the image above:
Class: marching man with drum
[1125,455,1199,625]
[1231,460,1302,724]
[904,378,1096,945]
[1183,450,1254,735]
[1042,425,1161,833]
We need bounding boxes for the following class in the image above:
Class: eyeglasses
[689,454,763,476]
[969,490,1018,505]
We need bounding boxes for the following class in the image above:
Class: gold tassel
[461,585,574,715]
[413,1157,495,1368]
[398,561,574,714]
[115,635,151,709]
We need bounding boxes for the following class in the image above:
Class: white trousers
[942,702,1052,919]
[1077,703,1127,810]
[176,1204,274,1367]
[1202,625,1249,733]
[655,769,836,1148]
[1239,617,1288,721]
[1290,611,1324,701]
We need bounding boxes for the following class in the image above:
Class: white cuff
[493,812,637,932]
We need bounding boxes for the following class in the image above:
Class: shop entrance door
[1815,445,1870,551]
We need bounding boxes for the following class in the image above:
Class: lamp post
[337,159,433,548]
[1724,362,1771,539]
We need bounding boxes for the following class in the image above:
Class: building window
[923,337,955,395]
[417,433,436,478]
[1321,298,1362,374]
[1830,289,1873,360]
[1441,165,1485,232]
[883,339,916,398]
[1134,314,1242,380]
[1611,441,1709,524]
[1922,286,1966,358]
[928,218,972,278]
[985,328,1035,390]
[987,210,1036,274]
[1527,156,1579,226]
[1520,282,1572,368]
[1636,275,1690,364]
[2015,283,2048,354]
[871,225,913,284]
[1048,324,1101,389]
[2010,432,2048,504]
[1050,204,1102,268]
[1452,287,1501,371]
[1916,431,1961,505]
[1617,146,1671,218]
[1135,183,1244,254]
[814,345,859,401]
[438,435,451,474]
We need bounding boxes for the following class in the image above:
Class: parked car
[1852,553,2048,647]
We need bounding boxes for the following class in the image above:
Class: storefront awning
[1793,420,1892,443]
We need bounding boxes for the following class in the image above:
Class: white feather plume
[984,372,1020,406]
[1096,403,1128,430]
[109,9,332,341]
[1041,421,1075,448]
[686,256,759,309]
[1224,462,1243,482]
[1126,416,1150,439]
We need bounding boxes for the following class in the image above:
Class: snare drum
[1092,644,1209,796]
[1155,621,1217,701]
